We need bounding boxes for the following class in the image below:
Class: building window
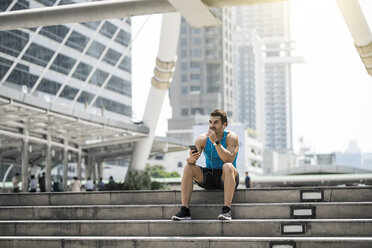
[178,162,183,168]
[180,38,187,46]
[181,49,188,58]
[115,30,131,46]
[36,78,61,95]
[191,108,204,115]
[190,62,201,69]
[192,49,202,57]
[99,21,118,39]
[190,74,200,81]
[181,62,187,70]
[89,69,108,87]
[181,86,188,94]
[181,74,187,82]
[181,108,188,116]
[190,86,200,92]
[72,62,92,81]
[87,41,105,59]
[193,37,202,45]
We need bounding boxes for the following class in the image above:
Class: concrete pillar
[21,128,29,192]
[62,139,68,191]
[131,12,181,171]
[85,155,90,181]
[336,0,372,76]
[45,134,52,192]
[77,149,82,180]
[98,161,103,180]
[92,157,97,183]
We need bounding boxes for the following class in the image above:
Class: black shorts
[196,166,239,190]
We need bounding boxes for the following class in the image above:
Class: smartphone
[189,145,198,153]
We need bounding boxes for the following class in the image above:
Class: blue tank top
[204,130,238,169]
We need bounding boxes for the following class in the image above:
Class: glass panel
[89,69,108,87]
[77,91,94,104]
[60,85,78,100]
[87,41,105,59]
[119,56,131,72]
[36,78,61,95]
[72,62,92,81]
[103,48,120,66]
[23,43,54,67]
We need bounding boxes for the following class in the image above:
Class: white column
[77,148,82,180]
[336,0,372,76]
[63,139,68,191]
[21,128,29,192]
[45,134,52,192]
[130,13,181,171]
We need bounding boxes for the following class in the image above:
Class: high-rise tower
[235,2,300,151]
[168,8,235,143]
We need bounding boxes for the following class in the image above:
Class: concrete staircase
[0,186,372,247]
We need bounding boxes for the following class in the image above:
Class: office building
[0,0,133,122]
[235,2,300,151]
[168,8,235,143]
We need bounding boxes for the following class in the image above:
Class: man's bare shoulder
[195,133,208,143]
[226,131,239,141]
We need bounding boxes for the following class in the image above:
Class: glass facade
[0,0,133,120]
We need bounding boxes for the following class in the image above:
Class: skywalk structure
[0,0,371,185]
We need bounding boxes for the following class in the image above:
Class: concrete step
[1,186,371,206]
[1,202,372,220]
[1,236,372,248]
[1,219,372,237]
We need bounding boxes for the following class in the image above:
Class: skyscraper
[0,0,132,122]
[168,8,235,143]
[235,2,300,151]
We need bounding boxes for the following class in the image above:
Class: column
[131,12,181,171]
[21,128,29,192]
[62,139,68,191]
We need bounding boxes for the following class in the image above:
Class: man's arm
[214,132,239,163]
[186,135,205,165]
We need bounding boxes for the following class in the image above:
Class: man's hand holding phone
[188,145,200,164]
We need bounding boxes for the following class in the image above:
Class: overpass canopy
[0,86,187,167]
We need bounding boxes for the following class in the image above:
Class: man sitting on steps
[171,109,239,221]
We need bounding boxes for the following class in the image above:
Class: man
[38,172,46,192]
[12,173,20,193]
[245,171,252,188]
[172,109,239,221]
[85,177,95,191]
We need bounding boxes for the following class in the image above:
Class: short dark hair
[210,109,228,126]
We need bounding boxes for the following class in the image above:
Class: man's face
[209,116,226,133]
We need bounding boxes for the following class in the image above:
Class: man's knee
[222,163,236,175]
[183,164,198,176]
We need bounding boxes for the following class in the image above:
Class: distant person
[107,176,117,190]
[85,177,95,191]
[69,176,82,192]
[12,173,20,193]
[53,178,62,192]
[245,171,252,188]
[39,172,46,192]
[29,175,38,192]
[97,177,105,191]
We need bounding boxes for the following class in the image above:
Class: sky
[131,0,372,155]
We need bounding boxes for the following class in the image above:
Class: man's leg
[181,164,204,208]
[221,163,238,208]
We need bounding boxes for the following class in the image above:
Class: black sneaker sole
[171,216,192,221]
